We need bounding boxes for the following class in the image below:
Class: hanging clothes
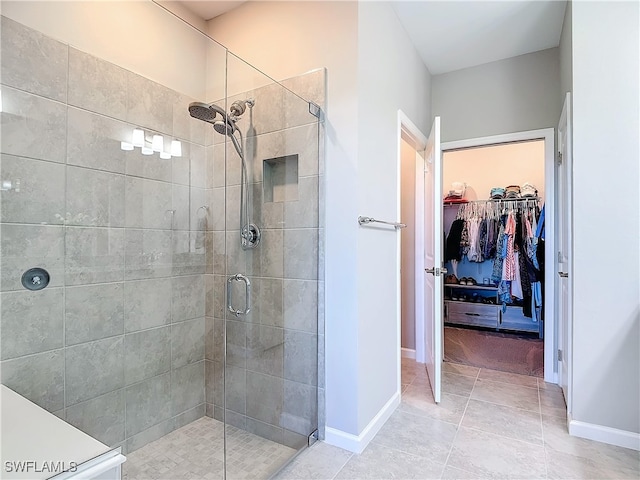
[502,212,517,281]
[445,219,465,262]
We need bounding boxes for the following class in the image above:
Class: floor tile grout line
[538,378,549,479]
[465,395,542,416]
[330,452,354,480]
[462,424,546,449]
[441,368,477,471]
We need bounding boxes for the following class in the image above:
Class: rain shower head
[188,102,227,124]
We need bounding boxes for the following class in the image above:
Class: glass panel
[221,53,321,478]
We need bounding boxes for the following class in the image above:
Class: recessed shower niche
[263,154,299,202]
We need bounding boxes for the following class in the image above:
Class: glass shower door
[218,53,322,479]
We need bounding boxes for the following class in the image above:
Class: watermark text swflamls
[4,461,78,474]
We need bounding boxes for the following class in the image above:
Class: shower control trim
[241,223,261,250]
[227,273,251,317]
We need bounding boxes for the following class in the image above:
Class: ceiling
[178,0,567,75]
[179,0,246,20]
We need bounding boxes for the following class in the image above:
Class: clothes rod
[444,197,540,206]
[358,216,406,229]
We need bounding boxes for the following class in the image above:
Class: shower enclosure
[0,2,323,478]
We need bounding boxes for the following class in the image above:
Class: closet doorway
[440,129,556,383]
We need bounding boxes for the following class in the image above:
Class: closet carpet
[444,326,544,377]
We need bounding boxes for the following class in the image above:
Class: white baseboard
[401,348,416,360]
[569,416,640,451]
[324,392,400,453]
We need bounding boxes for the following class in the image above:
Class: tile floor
[275,359,640,480]
[122,416,295,479]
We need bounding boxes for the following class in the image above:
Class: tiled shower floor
[122,417,296,480]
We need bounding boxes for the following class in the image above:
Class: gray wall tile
[126,71,176,134]
[246,371,282,426]
[124,278,171,333]
[226,319,246,368]
[0,86,67,163]
[66,166,125,227]
[284,124,319,177]
[125,177,173,229]
[246,324,283,377]
[0,16,68,102]
[284,229,318,280]
[225,364,246,415]
[252,277,284,328]
[124,229,172,280]
[0,349,64,411]
[65,283,124,346]
[245,417,284,444]
[126,418,174,454]
[174,403,205,430]
[126,145,172,183]
[124,326,171,385]
[172,275,205,322]
[1,288,64,360]
[0,154,65,225]
[282,380,317,435]
[65,389,125,446]
[205,317,215,361]
[171,361,205,416]
[65,336,124,406]
[65,227,125,286]
[125,372,172,437]
[67,107,129,174]
[259,229,284,278]
[1,224,64,291]
[190,144,207,188]
[284,280,318,333]
[172,231,205,277]
[284,330,318,386]
[68,47,127,120]
[171,184,190,231]
[171,318,205,369]
[284,176,319,228]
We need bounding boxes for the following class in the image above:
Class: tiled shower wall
[204,70,325,449]
[0,16,209,453]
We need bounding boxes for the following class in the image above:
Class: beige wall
[432,48,561,143]
[400,138,416,351]
[443,140,545,201]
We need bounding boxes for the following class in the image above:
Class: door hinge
[557,349,563,362]
[558,251,562,263]
[557,151,563,165]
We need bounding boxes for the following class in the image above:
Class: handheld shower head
[188,102,227,124]
[213,119,236,136]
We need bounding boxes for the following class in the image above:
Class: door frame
[424,128,557,384]
[396,110,427,376]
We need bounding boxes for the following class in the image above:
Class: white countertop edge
[49,450,126,480]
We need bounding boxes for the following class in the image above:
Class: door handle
[558,272,568,278]
[227,273,251,316]
[425,267,448,276]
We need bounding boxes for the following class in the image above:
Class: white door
[557,93,573,405]
[424,117,443,403]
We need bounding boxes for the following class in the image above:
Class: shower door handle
[227,273,251,317]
